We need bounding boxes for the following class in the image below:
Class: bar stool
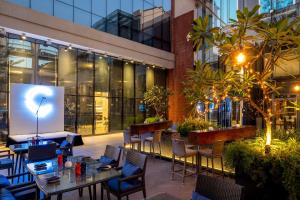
[198,140,224,176]
[171,139,198,183]
[123,129,141,151]
[143,130,162,157]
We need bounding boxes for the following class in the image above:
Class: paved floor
[68,133,196,200]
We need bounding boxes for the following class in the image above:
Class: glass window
[77,96,94,135]
[95,55,109,96]
[107,0,120,15]
[92,15,106,31]
[78,51,94,96]
[95,97,109,134]
[8,39,35,84]
[64,95,76,132]
[37,44,58,85]
[74,0,91,12]
[135,98,145,123]
[54,1,74,22]
[154,68,166,87]
[0,93,8,133]
[123,62,134,98]
[74,8,91,27]
[58,48,76,95]
[146,66,154,89]
[135,64,146,98]
[31,0,54,15]
[0,37,8,92]
[123,98,135,128]
[109,97,122,130]
[121,0,133,13]
[110,59,123,97]
[92,0,106,17]
[162,0,171,12]
[162,17,170,42]
[106,18,119,35]
[58,0,73,5]
[7,0,30,7]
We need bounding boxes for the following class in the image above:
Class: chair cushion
[185,149,198,157]
[145,136,153,141]
[121,162,141,177]
[60,140,70,148]
[0,188,15,200]
[99,156,115,165]
[198,148,213,156]
[0,175,10,187]
[56,149,62,155]
[131,137,141,143]
[0,159,13,170]
[192,192,211,200]
[107,177,136,192]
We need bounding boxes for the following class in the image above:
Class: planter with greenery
[177,117,211,137]
[224,134,300,200]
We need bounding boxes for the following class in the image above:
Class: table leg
[35,186,40,200]
[14,153,19,175]
[93,184,97,200]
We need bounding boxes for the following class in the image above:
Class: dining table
[26,156,121,200]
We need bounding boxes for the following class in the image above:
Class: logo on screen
[25,86,53,118]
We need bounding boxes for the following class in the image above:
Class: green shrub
[224,137,300,200]
[177,117,211,137]
[144,116,160,124]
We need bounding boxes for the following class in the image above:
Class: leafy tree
[187,5,300,146]
[144,85,172,119]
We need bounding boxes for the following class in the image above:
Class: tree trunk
[265,118,272,145]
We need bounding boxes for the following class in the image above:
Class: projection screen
[10,83,64,135]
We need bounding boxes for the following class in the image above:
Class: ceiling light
[130,60,134,64]
[21,33,26,40]
[68,45,72,50]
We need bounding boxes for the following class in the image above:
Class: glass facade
[6,0,171,51]
[260,0,294,14]
[0,33,167,136]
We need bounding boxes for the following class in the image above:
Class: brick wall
[167,10,194,123]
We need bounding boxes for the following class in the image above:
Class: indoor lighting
[21,33,26,40]
[68,45,72,50]
[236,52,246,65]
[152,65,155,68]
[99,56,103,59]
[294,85,300,92]
[125,62,129,65]
[130,60,134,64]
[64,47,68,52]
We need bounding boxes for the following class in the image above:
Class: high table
[27,157,120,200]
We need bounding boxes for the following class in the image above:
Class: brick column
[168,10,194,123]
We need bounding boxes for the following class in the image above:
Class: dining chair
[0,148,14,176]
[101,150,148,200]
[193,174,244,200]
[56,135,75,156]
[143,130,162,157]
[198,140,225,176]
[27,143,57,163]
[123,129,141,151]
[171,139,198,183]
[99,145,122,168]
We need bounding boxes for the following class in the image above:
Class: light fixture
[21,33,26,40]
[236,52,246,65]
[152,65,156,68]
[87,48,92,54]
[293,85,300,92]
[125,62,129,65]
[46,39,52,46]
[99,56,103,59]
[68,44,72,50]
[130,60,134,64]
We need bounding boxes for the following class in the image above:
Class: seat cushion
[60,140,70,148]
[107,177,136,192]
[0,159,13,170]
[192,192,211,200]
[131,137,141,143]
[198,148,213,156]
[185,149,198,157]
[0,188,15,200]
[0,175,10,187]
[56,149,62,155]
[121,162,141,177]
[99,156,115,165]
[145,136,153,142]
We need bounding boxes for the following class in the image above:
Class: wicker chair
[171,139,198,183]
[99,145,122,168]
[143,130,162,157]
[198,141,224,176]
[101,150,148,200]
[123,129,141,151]
[193,174,244,200]
[56,134,76,156]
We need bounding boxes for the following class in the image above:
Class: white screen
[10,84,64,135]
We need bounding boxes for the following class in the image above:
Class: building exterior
[0,0,174,137]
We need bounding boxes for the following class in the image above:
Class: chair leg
[159,142,162,158]
[221,156,224,177]
[126,195,129,200]
[88,186,92,200]
[171,154,175,180]
[182,157,186,183]
[101,184,104,200]
[211,156,214,175]
[152,142,155,156]
[143,186,147,198]
[143,141,145,152]
[206,157,209,175]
